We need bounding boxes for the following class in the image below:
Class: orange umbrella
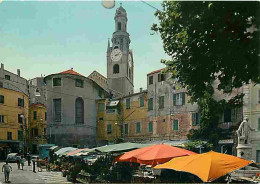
[115,144,196,167]
[154,151,252,182]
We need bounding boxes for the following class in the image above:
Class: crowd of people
[1,154,49,183]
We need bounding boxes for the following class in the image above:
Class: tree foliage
[152,1,259,146]
[152,1,259,101]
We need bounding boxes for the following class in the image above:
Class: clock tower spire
[107,4,134,97]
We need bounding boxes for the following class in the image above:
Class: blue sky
[0,0,169,91]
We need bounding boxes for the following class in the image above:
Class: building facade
[28,103,47,154]
[0,64,29,159]
[44,69,106,148]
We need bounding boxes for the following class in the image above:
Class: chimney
[1,63,4,69]
[17,69,20,77]
[140,88,143,92]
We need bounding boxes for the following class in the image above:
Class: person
[37,157,42,172]
[27,155,31,166]
[21,156,25,170]
[16,157,21,170]
[2,161,12,183]
[32,159,36,173]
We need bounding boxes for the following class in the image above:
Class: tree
[152,1,259,101]
[152,1,259,146]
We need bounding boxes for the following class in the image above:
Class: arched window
[75,97,84,124]
[113,64,119,74]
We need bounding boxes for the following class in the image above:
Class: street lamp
[40,118,44,144]
[20,114,27,155]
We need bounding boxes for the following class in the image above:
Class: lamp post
[40,119,44,144]
[20,114,27,155]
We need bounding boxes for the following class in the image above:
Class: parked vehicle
[6,153,18,162]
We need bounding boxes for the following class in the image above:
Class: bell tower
[107,4,134,97]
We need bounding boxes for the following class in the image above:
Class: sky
[0,0,170,91]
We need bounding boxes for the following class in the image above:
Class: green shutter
[140,96,144,107]
[173,120,179,130]
[124,124,128,134]
[182,93,185,105]
[159,96,164,109]
[148,98,153,111]
[126,98,130,109]
[107,124,112,134]
[98,103,105,111]
[173,94,176,105]
[192,113,196,126]
[136,122,141,133]
[258,118,260,131]
[149,122,153,133]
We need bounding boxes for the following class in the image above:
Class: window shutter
[173,94,176,106]
[258,118,260,131]
[182,93,185,105]
[192,113,196,126]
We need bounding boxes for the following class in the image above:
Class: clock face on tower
[128,53,132,67]
[111,48,122,62]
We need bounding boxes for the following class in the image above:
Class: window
[148,98,153,111]
[5,75,10,80]
[257,150,260,163]
[44,128,46,135]
[0,115,4,123]
[159,96,164,109]
[53,99,61,122]
[75,79,83,88]
[118,22,121,31]
[99,117,104,121]
[173,93,185,106]
[107,124,112,134]
[124,124,128,135]
[259,90,260,104]
[192,113,200,126]
[140,96,144,107]
[149,76,153,85]
[98,89,103,98]
[7,132,12,140]
[258,118,260,131]
[33,111,37,120]
[45,112,47,121]
[18,98,24,107]
[149,122,153,133]
[18,114,23,123]
[53,78,61,87]
[136,122,141,133]
[18,131,23,140]
[158,73,166,82]
[126,98,130,109]
[34,128,38,136]
[98,103,105,112]
[113,64,119,74]
[75,97,84,124]
[173,120,179,130]
[0,95,4,104]
[0,82,3,88]
[224,109,232,123]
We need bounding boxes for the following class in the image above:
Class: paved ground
[0,162,71,184]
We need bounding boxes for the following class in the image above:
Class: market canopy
[115,144,197,166]
[94,142,148,153]
[154,151,252,182]
[66,148,91,156]
[55,147,78,155]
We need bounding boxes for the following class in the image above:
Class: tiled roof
[147,67,167,75]
[59,69,84,77]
